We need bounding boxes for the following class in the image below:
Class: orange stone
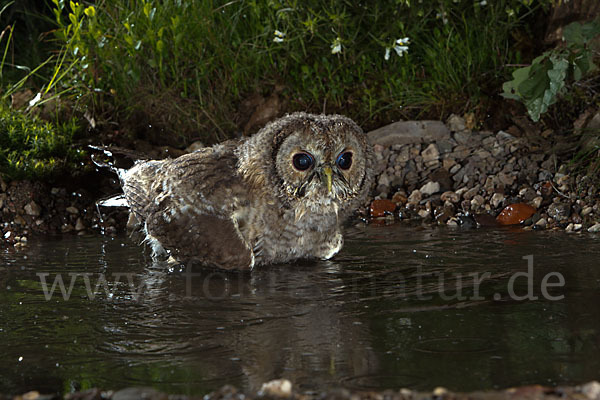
[496,203,536,225]
[369,199,397,218]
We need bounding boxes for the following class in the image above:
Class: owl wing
[122,142,255,270]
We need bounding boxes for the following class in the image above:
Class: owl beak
[322,166,333,193]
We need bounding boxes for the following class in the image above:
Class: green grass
[48,0,550,143]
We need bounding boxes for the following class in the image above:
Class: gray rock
[66,206,79,214]
[463,186,480,200]
[471,195,485,209]
[421,143,440,162]
[447,114,466,132]
[408,189,422,205]
[24,201,41,217]
[367,121,450,146]
[588,223,600,233]
[582,206,593,216]
[453,131,472,145]
[491,193,505,208]
[547,202,571,222]
[396,146,411,163]
[530,196,543,209]
[75,218,86,231]
[420,181,441,196]
[441,191,460,203]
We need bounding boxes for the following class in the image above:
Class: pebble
[440,191,459,203]
[259,379,293,398]
[407,190,422,205]
[490,193,505,208]
[66,206,79,214]
[582,206,593,216]
[588,223,600,233]
[419,181,440,196]
[24,201,42,217]
[75,218,86,231]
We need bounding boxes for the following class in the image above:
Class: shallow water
[1,224,600,396]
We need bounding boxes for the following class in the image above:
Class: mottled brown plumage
[120,112,373,270]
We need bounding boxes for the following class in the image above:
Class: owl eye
[336,151,353,170]
[292,152,314,171]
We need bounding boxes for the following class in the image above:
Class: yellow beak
[322,166,333,193]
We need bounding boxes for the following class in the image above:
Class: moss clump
[0,105,85,181]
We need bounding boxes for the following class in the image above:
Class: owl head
[237,112,373,218]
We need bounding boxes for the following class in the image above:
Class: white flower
[436,11,448,25]
[273,30,285,43]
[385,37,409,59]
[29,92,42,107]
[331,37,342,54]
[396,37,410,46]
[480,0,487,6]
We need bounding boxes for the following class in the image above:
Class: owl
[119,112,373,270]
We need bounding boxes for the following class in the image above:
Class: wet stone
[547,202,571,222]
[588,223,600,233]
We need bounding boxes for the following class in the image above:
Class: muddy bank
[5,380,600,400]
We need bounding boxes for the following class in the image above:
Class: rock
[588,223,600,233]
[259,379,293,398]
[565,223,574,232]
[574,223,583,231]
[420,181,440,196]
[497,203,536,225]
[547,202,571,222]
[392,192,408,205]
[463,186,480,201]
[498,172,516,186]
[418,209,430,218]
[14,215,26,225]
[407,189,422,205]
[440,191,460,203]
[367,121,450,146]
[582,206,593,216]
[185,141,205,153]
[471,195,485,210]
[453,131,472,145]
[447,218,459,227]
[530,196,543,209]
[24,201,42,217]
[421,143,440,163]
[447,114,466,132]
[66,206,79,214]
[580,380,600,400]
[75,218,86,231]
[535,218,547,228]
[369,199,397,217]
[491,193,505,209]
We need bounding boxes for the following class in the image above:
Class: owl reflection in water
[120,112,374,270]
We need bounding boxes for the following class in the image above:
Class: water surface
[1,224,599,396]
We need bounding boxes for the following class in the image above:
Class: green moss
[0,104,85,181]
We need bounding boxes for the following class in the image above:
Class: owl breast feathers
[120,112,374,270]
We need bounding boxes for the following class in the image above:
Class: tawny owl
[119,112,373,270]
